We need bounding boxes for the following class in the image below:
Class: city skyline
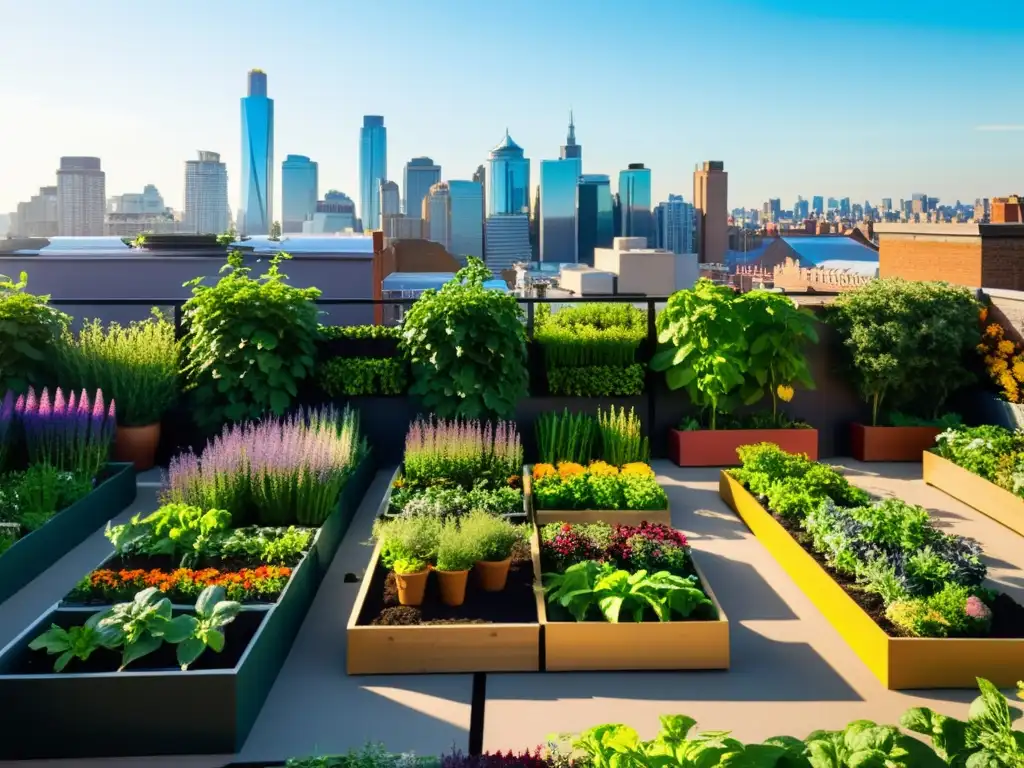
[1,0,1021,217]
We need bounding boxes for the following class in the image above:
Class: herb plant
[596,406,649,465]
[28,612,120,671]
[435,519,479,572]
[96,587,176,669]
[402,417,522,490]
[458,509,524,562]
[107,503,233,567]
[401,257,527,419]
[535,409,597,465]
[319,357,407,397]
[160,585,241,670]
[181,251,320,431]
[0,272,70,394]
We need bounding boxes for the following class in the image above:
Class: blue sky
[1,0,1021,217]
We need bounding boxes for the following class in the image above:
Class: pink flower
[965,596,992,621]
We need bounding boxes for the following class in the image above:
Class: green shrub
[319,357,407,396]
[547,364,644,396]
[0,272,70,394]
[534,303,646,367]
[319,324,401,341]
[181,252,320,431]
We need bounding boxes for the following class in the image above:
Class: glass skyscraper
[449,180,484,265]
[654,194,694,255]
[359,116,387,232]
[240,69,274,235]
[403,157,441,218]
[539,158,580,263]
[281,154,318,233]
[618,163,652,244]
[577,175,613,266]
[488,131,530,216]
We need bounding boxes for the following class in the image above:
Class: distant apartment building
[303,190,356,233]
[424,182,451,251]
[382,214,426,239]
[12,186,58,237]
[281,154,318,233]
[693,161,728,263]
[57,156,105,236]
[380,180,400,226]
[485,214,531,274]
[184,151,230,235]
[654,194,695,255]
[812,196,824,215]
[577,175,614,267]
[403,157,441,219]
[448,180,484,265]
[105,184,184,237]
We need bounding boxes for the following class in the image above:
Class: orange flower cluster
[977,307,1024,403]
[621,462,655,477]
[534,461,654,479]
[80,565,292,603]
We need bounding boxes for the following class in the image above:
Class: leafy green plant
[28,612,121,671]
[651,279,747,429]
[392,557,428,575]
[401,257,527,419]
[597,406,649,465]
[826,278,980,425]
[160,585,241,670]
[56,311,180,427]
[934,424,1024,483]
[106,503,232,567]
[547,364,645,397]
[0,272,70,394]
[217,526,314,565]
[372,514,443,569]
[319,357,407,396]
[181,251,320,431]
[534,303,646,367]
[543,560,712,622]
[319,324,402,342]
[95,587,175,669]
[389,484,523,518]
[888,411,962,429]
[535,409,597,465]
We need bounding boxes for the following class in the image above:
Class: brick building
[876,223,1024,290]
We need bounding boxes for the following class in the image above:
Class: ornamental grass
[13,387,115,479]
[403,416,522,489]
[163,405,365,527]
[597,406,649,466]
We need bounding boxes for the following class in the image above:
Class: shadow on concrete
[694,550,797,621]
[668,487,750,542]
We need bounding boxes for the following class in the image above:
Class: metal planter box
[0,462,136,606]
[0,454,374,759]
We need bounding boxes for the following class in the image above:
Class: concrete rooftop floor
[0,459,1021,767]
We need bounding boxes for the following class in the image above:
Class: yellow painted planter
[923,451,1024,537]
[719,470,1024,690]
[526,466,672,527]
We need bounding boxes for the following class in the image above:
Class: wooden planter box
[525,467,672,527]
[0,454,374,759]
[923,452,1024,537]
[719,470,1024,689]
[0,462,136,606]
[850,424,941,462]
[540,558,730,672]
[347,507,541,675]
[668,428,818,467]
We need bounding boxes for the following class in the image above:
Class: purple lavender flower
[16,386,114,478]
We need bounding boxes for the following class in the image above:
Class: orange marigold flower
[991,358,1009,374]
[998,339,1016,356]
[532,463,556,480]
[980,306,989,322]
[986,323,1004,339]
[557,462,585,478]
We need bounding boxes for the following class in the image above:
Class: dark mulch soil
[756,492,1024,639]
[7,610,265,675]
[359,543,538,626]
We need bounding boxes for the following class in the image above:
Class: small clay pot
[474,557,512,592]
[395,569,429,606]
[113,423,162,471]
[436,569,470,607]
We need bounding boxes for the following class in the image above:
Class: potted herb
[372,515,440,607]
[57,312,179,470]
[652,280,818,467]
[434,519,478,607]
[826,279,978,461]
[460,510,524,592]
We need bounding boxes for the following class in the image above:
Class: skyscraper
[693,161,728,263]
[359,116,387,232]
[449,180,484,265]
[540,158,580,262]
[654,194,694,255]
[485,214,531,275]
[812,196,824,216]
[488,130,530,216]
[240,69,274,235]
[57,156,105,236]
[184,151,230,234]
[403,157,441,218]
[380,180,400,222]
[425,182,451,252]
[559,111,581,162]
[281,154,318,233]
[840,197,851,217]
[577,174,613,267]
[618,164,652,244]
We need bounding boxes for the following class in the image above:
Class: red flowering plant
[66,565,292,605]
[540,520,690,576]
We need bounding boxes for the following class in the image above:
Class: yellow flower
[621,462,654,477]
[986,323,1004,339]
[1012,361,1024,383]
[776,384,795,403]
[557,462,585,479]
[990,358,1009,374]
[532,463,556,480]
[588,461,619,476]
[998,339,1016,356]
[977,343,990,354]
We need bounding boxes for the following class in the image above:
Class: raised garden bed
[540,555,729,672]
[923,451,1024,538]
[0,454,374,760]
[525,468,671,527]
[0,462,136,606]
[850,424,941,462]
[719,469,1024,689]
[669,427,819,467]
[346,519,541,675]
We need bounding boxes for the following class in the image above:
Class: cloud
[975,125,1024,132]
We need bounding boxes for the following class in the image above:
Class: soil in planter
[6,610,266,675]
[752,491,1024,639]
[360,544,537,626]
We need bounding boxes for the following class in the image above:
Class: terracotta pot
[395,569,429,606]
[113,423,162,471]
[850,424,942,462]
[474,557,512,592]
[436,569,470,607]
[668,427,819,467]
